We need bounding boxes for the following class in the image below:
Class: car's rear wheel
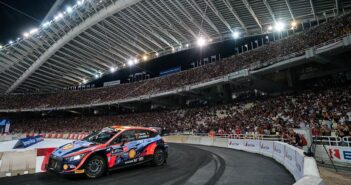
[85,155,106,178]
[152,148,165,166]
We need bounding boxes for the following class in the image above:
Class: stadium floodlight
[29,28,38,35]
[133,58,139,64]
[155,52,159,56]
[267,25,273,31]
[274,21,285,32]
[82,79,87,84]
[9,40,13,45]
[54,13,64,21]
[208,38,213,42]
[110,67,117,73]
[94,74,99,79]
[0,45,2,49]
[77,0,84,6]
[142,55,148,61]
[23,32,29,38]
[128,59,134,66]
[185,44,189,48]
[291,21,298,30]
[66,6,73,13]
[42,21,51,28]
[196,37,207,47]
[232,31,240,39]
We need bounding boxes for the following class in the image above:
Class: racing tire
[85,155,106,179]
[152,148,165,166]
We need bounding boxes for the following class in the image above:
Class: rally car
[46,126,168,178]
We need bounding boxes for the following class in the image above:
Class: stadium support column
[178,96,186,107]
[286,69,295,88]
[218,84,231,104]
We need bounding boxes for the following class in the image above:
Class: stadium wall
[164,135,324,185]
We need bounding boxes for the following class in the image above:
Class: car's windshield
[83,127,120,144]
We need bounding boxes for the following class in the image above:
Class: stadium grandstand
[0,0,351,185]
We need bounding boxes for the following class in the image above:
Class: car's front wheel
[85,155,106,178]
[152,148,165,166]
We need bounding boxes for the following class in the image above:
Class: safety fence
[311,136,351,167]
[164,135,324,185]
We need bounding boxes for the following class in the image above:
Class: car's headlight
[65,153,86,162]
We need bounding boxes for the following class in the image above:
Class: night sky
[0,0,75,44]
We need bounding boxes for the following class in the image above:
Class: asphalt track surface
[0,143,295,185]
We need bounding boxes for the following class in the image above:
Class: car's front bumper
[46,156,85,175]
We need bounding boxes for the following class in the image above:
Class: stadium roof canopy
[0,0,350,94]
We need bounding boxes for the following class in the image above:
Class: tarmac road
[0,143,294,185]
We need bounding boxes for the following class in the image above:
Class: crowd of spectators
[9,82,351,144]
[0,13,351,110]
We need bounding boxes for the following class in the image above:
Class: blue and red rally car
[46,126,168,178]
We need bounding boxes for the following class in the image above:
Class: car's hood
[52,140,97,157]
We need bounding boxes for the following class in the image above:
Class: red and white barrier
[36,148,56,173]
[23,132,89,140]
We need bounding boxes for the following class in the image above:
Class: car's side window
[135,129,151,140]
[149,130,158,138]
[134,130,158,140]
[111,130,136,144]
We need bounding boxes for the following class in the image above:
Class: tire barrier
[164,135,324,185]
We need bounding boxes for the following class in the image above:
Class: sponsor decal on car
[62,144,73,150]
[129,149,136,159]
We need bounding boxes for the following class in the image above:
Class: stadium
[0,0,351,184]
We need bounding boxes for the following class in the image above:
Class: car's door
[109,130,139,167]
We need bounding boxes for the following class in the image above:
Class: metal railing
[312,136,350,147]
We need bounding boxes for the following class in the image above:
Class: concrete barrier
[164,135,324,185]
[213,137,228,148]
[0,150,36,177]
